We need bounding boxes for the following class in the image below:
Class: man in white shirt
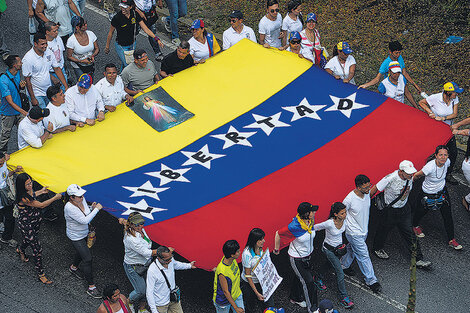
[370,161,432,269]
[18,106,52,149]
[45,21,69,90]
[95,63,134,112]
[222,10,256,50]
[378,61,405,103]
[65,73,105,126]
[22,33,68,108]
[43,85,76,133]
[146,246,196,313]
[341,174,382,293]
[259,0,284,48]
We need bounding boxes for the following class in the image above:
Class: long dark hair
[332,45,339,57]
[329,202,346,219]
[287,0,303,25]
[245,228,265,251]
[15,172,33,204]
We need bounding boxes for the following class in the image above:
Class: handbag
[77,62,95,76]
[373,179,409,211]
[159,266,181,303]
[133,257,153,277]
[1,73,30,111]
[324,242,347,257]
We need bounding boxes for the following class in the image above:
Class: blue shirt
[379,55,405,76]
[0,70,22,116]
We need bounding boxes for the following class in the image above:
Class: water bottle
[87,230,96,248]
[28,17,36,35]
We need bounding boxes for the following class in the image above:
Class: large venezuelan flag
[9,40,451,270]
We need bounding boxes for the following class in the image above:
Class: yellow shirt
[213,257,242,305]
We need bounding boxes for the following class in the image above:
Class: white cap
[67,184,86,196]
[118,3,129,8]
[399,160,417,174]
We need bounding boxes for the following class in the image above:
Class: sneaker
[446,175,458,185]
[314,276,327,291]
[0,238,18,247]
[161,16,171,33]
[374,249,389,259]
[290,299,307,308]
[43,212,58,222]
[340,296,354,309]
[171,38,181,46]
[343,267,356,276]
[416,260,432,269]
[449,239,463,250]
[413,226,425,238]
[155,53,164,62]
[69,266,84,279]
[87,287,102,299]
[367,282,382,293]
[462,197,470,212]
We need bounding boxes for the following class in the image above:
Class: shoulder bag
[159,265,181,303]
[373,179,409,211]
[1,73,30,111]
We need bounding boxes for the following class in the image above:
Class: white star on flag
[244,112,290,136]
[145,164,190,186]
[122,181,169,201]
[325,93,369,118]
[282,98,326,121]
[211,126,257,149]
[181,144,225,169]
[116,199,166,220]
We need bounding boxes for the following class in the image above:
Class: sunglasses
[229,19,238,23]
[270,8,280,13]
[290,40,301,44]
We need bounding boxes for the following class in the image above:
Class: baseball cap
[229,10,243,19]
[29,106,50,120]
[133,49,147,60]
[288,31,301,42]
[443,82,464,94]
[77,73,92,89]
[66,184,86,197]
[128,212,145,225]
[318,299,334,313]
[190,19,205,29]
[119,0,134,8]
[399,160,417,174]
[388,61,402,73]
[297,202,319,215]
[306,13,317,23]
[337,41,353,54]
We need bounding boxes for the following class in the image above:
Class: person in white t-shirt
[300,13,321,63]
[17,106,52,149]
[95,63,134,111]
[45,21,69,90]
[325,42,356,85]
[314,202,354,309]
[285,31,313,62]
[369,160,431,269]
[258,0,284,49]
[43,84,76,133]
[188,19,221,64]
[412,145,462,250]
[341,174,381,294]
[222,10,257,50]
[378,61,405,102]
[281,0,302,48]
[419,82,463,184]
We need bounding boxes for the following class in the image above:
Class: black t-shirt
[160,50,194,75]
[111,10,142,47]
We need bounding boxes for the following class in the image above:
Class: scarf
[296,214,313,234]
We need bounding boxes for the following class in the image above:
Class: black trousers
[240,279,274,313]
[289,256,317,313]
[373,202,423,260]
[446,136,457,176]
[71,238,94,285]
[0,204,15,240]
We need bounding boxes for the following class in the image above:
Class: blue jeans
[147,23,162,56]
[36,96,49,109]
[51,68,68,91]
[123,262,147,305]
[163,0,187,39]
[114,41,136,71]
[213,295,244,313]
[71,0,86,17]
[322,247,348,299]
[341,233,377,285]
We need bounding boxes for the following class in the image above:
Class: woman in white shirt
[64,184,102,298]
[281,0,303,47]
[412,145,462,250]
[66,16,99,80]
[300,13,321,63]
[240,228,274,312]
[325,42,356,85]
[285,31,313,62]
[314,202,354,309]
[119,212,157,313]
[188,19,220,64]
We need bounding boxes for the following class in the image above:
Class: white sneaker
[290,299,307,308]
[161,16,171,33]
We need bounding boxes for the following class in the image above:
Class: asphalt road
[1,2,470,313]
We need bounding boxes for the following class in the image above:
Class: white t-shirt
[43,0,73,37]
[427,92,459,125]
[344,190,370,236]
[422,159,450,194]
[258,14,283,48]
[241,247,261,283]
[64,197,99,241]
[300,28,321,51]
[66,30,97,69]
[22,48,55,97]
[222,25,257,50]
[314,219,345,247]
[95,76,128,107]
[188,36,210,62]
[0,163,8,209]
[43,102,71,132]
[133,0,155,12]
[282,14,303,33]
[288,229,315,258]
[378,75,405,103]
[18,117,46,149]
[376,170,412,208]
[325,55,356,85]
[47,37,65,69]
